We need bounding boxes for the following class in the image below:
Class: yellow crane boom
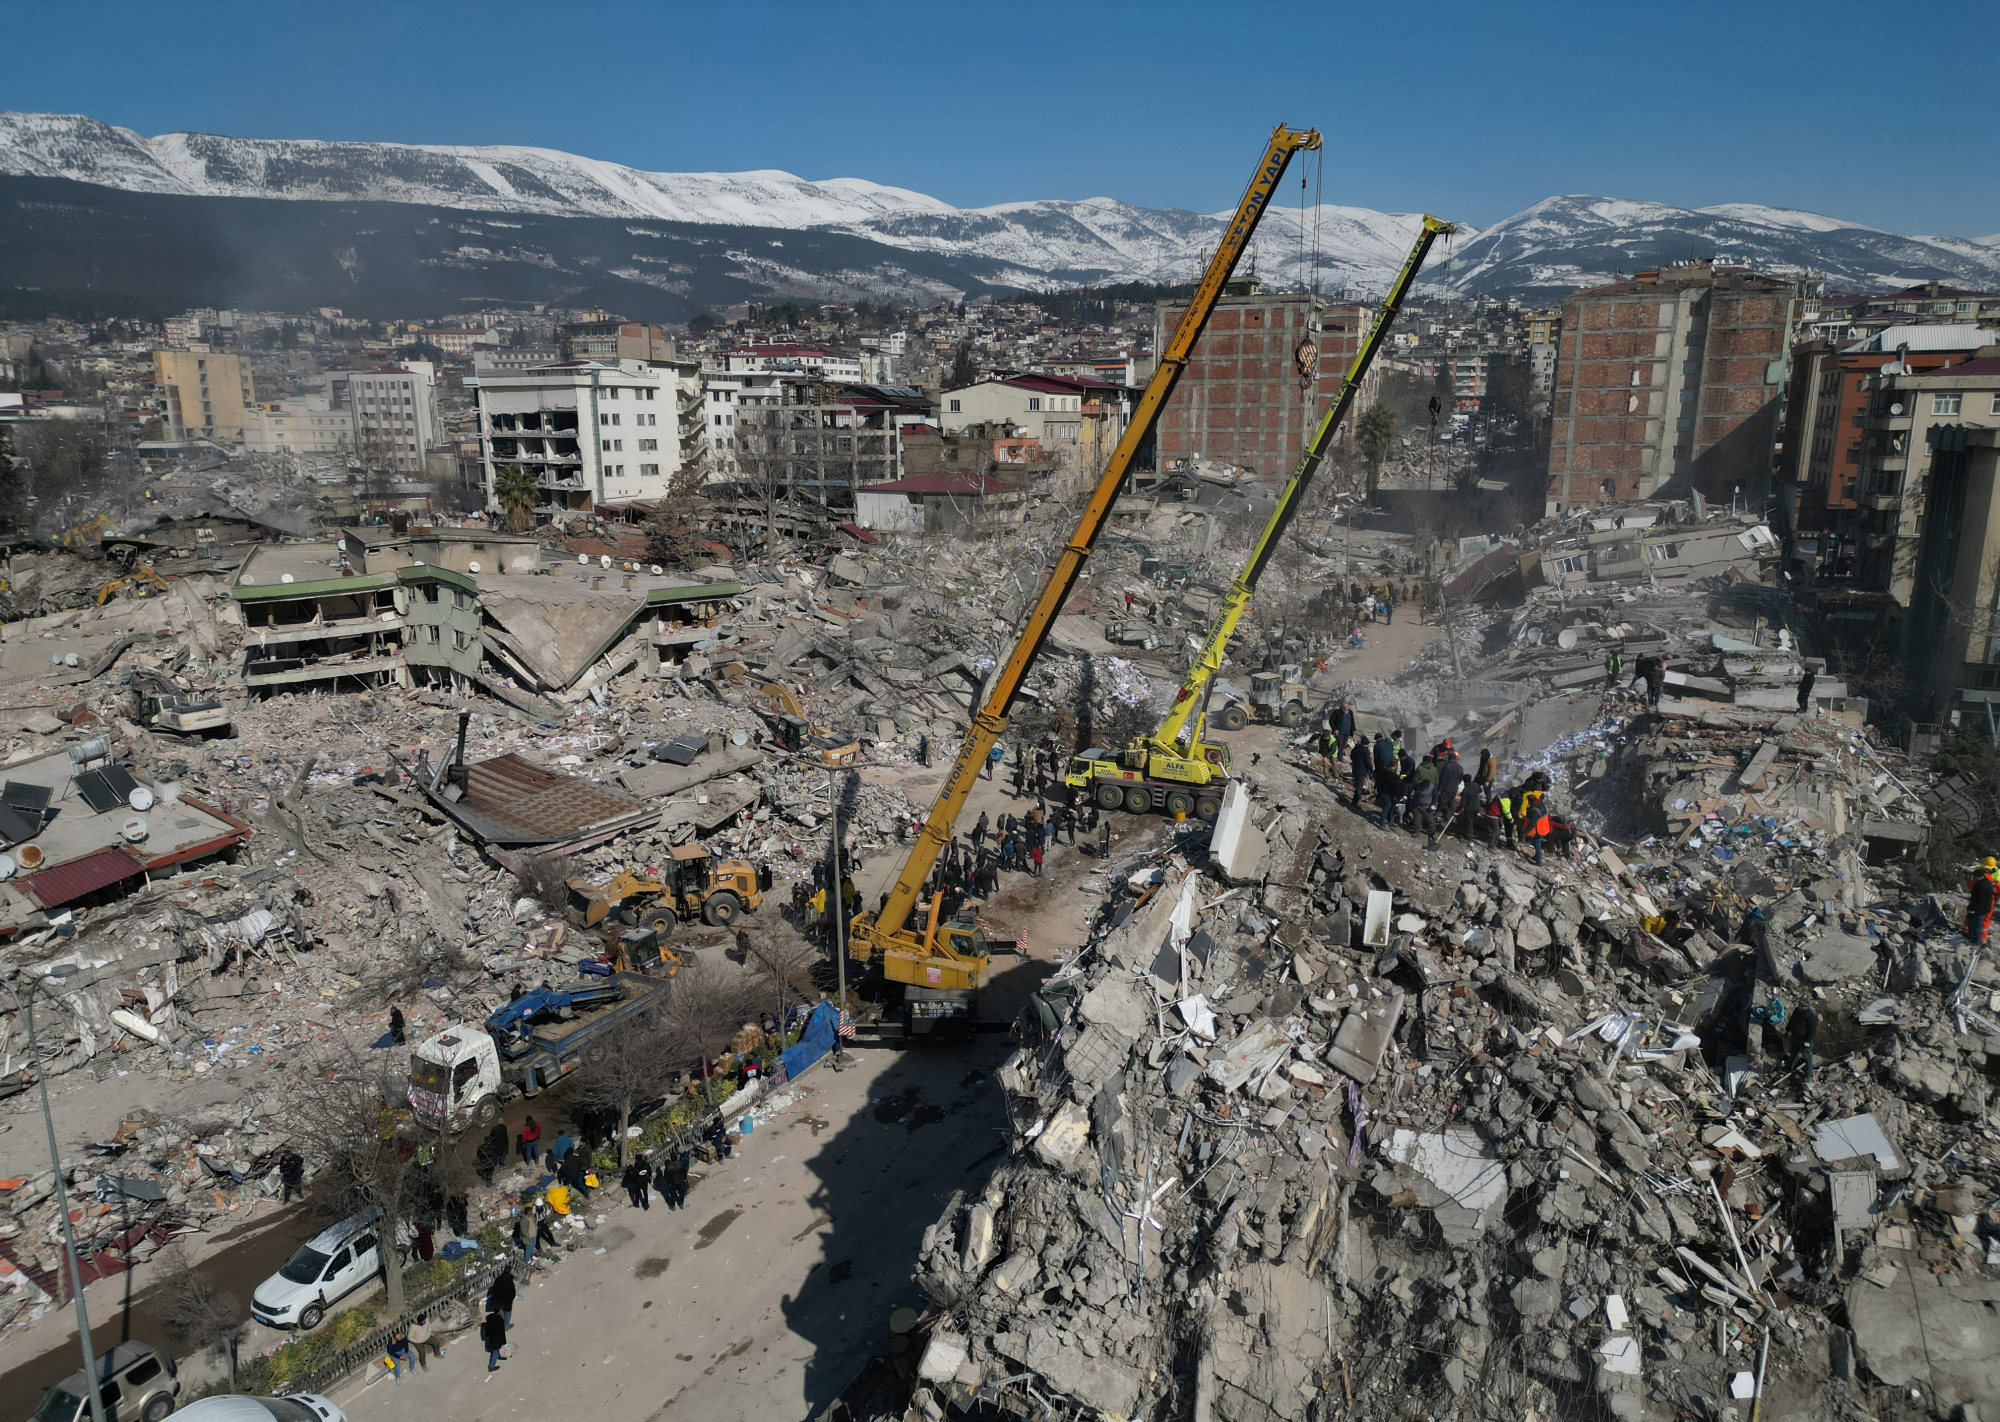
[847,123,1324,1008]
[1149,215,1456,757]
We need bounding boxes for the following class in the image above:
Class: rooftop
[858,470,1024,497]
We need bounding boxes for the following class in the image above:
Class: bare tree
[657,959,768,1110]
[571,1013,678,1167]
[513,853,573,915]
[281,1045,448,1320]
[152,1238,245,1385]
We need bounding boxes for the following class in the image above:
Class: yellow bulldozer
[565,844,764,935]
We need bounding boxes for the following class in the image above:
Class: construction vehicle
[565,843,763,933]
[407,972,669,1126]
[844,123,1323,1033]
[129,669,233,738]
[1210,665,1312,732]
[95,537,172,606]
[719,664,861,764]
[1066,215,1454,819]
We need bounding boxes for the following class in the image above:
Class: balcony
[1866,493,1901,513]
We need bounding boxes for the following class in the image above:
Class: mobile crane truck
[408,972,668,1129]
[1066,215,1455,819]
[844,123,1324,1034]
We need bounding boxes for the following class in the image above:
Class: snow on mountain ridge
[3,113,1999,298]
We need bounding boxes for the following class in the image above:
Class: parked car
[28,1341,180,1422]
[250,1210,381,1330]
[166,1399,343,1422]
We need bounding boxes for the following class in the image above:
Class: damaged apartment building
[230,527,742,706]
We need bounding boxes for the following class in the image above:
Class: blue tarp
[780,1001,841,1081]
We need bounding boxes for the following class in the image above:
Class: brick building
[1152,285,1368,478]
[1545,262,1798,513]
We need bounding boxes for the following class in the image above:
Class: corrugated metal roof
[437,753,653,846]
[23,846,145,908]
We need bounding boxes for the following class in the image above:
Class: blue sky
[4,0,1996,236]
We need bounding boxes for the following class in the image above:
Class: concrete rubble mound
[897,677,2000,1421]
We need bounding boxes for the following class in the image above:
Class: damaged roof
[431,753,656,846]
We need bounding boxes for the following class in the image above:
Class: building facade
[242,395,353,456]
[153,349,255,441]
[1544,262,1798,513]
[724,344,864,382]
[1150,287,1368,478]
[475,359,681,518]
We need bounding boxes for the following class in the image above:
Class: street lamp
[828,765,849,1064]
[4,963,106,1422]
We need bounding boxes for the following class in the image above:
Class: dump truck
[130,670,233,738]
[843,123,1325,1034]
[565,843,762,933]
[408,972,670,1127]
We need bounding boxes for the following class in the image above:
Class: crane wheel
[1218,705,1248,732]
[704,892,741,927]
[1196,795,1222,821]
[1094,783,1123,811]
[1166,792,1195,819]
[1123,786,1151,814]
[1281,702,1304,727]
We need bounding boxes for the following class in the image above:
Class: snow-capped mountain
[3,112,1998,310]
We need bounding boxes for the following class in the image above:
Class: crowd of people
[1315,699,1576,863]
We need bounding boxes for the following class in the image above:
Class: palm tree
[493,463,539,532]
[1355,404,1399,502]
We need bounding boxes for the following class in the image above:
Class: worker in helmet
[1968,857,2000,944]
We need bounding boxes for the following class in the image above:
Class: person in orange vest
[1967,857,2000,944]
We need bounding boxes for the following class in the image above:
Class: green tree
[492,463,540,532]
[1355,403,1399,500]
[946,342,978,391]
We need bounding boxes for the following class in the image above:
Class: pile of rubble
[896,689,2000,1420]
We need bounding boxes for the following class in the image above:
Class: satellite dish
[467,560,481,573]
[281,573,295,583]
[129,787,155,811]
[17,844,44,869]
[1558,629,1578,650]
[600,554,612,569]
[241,576,256,585]
[650,565,663,576]
[1890,402,1904,416]
[577,553,589,564]
[729,728,750,747]
[0,854,14,880]
[121,816,149,842]
[64,653,80,668]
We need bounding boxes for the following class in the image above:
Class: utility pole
[6,966,106,1422]
[828,765,848,1063]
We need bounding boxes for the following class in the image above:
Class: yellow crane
[842,123,1323,1034]
[1065,216,1456,818]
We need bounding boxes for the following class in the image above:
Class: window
[948,399,961,413]
[603,439,613,452]
[606,387,619,399]
[420,583,439,603]
[196,359,206,370]
[638,439,657,451]
[453,628,470,650]
[455,590,472,610]
[125,1358,162,1387]
[1648,543,1682,562]
[1934,392,1963,415]
[1991,394,2000,416]
[1027,397,1042,411]
[644,387,656,399]
[641,462,659,475]
[423,624,439,643]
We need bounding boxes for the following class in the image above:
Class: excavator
[843,123,1324,1034]
[1065,216,1455,819]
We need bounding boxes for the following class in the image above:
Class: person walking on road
[389,1004,407,1046]
[1644,660,1665,709]
[278,1148,304,1204]
[1349,737,1371,811]
[1029,841,1044,877]
[970,811,988,854]
[519,1115,542,1166]
[481,1308,508,1373]
[622,1158,650,1211]
[490,1265,517,1330]
[1604,649,1623,689]
[1797,668,1816,713]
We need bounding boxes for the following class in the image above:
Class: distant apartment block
[937,374,1131,470]
[1151,286,1369,478]
[724,344,864,382]
[153,349,255,441]
[476,359,681,518]
[1545,261,1798,513]
[562,321,674,363]
[333,365,441,475]
[242,395,353,455]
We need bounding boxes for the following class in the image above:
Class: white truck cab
[407,1028,501,1129]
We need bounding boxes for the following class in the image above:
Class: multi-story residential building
[1777,323,1997,570]
[1528,341,1559,397]
[241,395,354,455]
[336,365,441,476]
[723,343,864,382]
[1523,309,1562,347]
[473,348,562,375]
[561,321,674,363]
[1860,283,2000,325]
[405,327,493,356]
[475,359,681,518]
[1449,351,1493,412]
[1151,285,1369,478]
[937,373,1131,468]
[1544,261,1798,513]
[1874,357,2000,717]
[153,349,255,441]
